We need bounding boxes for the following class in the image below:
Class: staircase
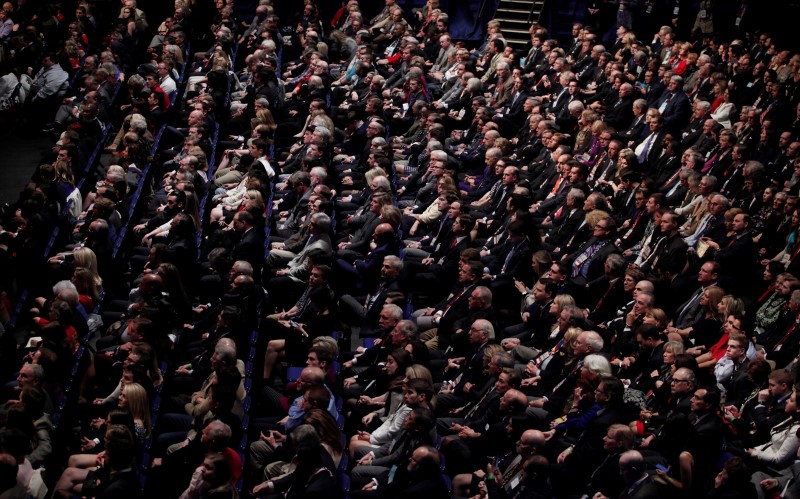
[493,0,545,51]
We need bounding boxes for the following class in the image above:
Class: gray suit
[285,234,332,281]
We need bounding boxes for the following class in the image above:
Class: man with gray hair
[269,212,332,277]
[526,331,604,420]
[339,255,403,334]
[603,81,636,131]
[342,304,404,369]
[680,100,712,149]
[685,193,729,248]
[616,98,649,144]
[656,74,691,132]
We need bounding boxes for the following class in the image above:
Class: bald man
[452,428,546,497]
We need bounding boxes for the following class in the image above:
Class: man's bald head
[300,366,326,385]
[520,429,546,454]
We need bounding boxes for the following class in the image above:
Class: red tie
[775,322,798,349]
[550,177,563,197]
[594,282,615,313]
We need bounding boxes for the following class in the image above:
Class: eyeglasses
[671,378,691,383]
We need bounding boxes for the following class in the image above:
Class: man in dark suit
[639,211,687,279]
[339,254,403,333]
[568,215,619,291]
[615,98,648,147]
[406,213,472,300]
[493,79,532,137]
[634,115,667,169]
[689,387,725,492]
[616,188,651,250]
[413,262,482,346]
[737,368,793,446]
[603,83,635,131]
[521,33,546,74]
[704,129,736,179]
[655,74,691,133]
[603,450,661,499]
[544,188,585,249]
[500,278,556,343]
[554,376,632,488]
[337,192,389,261]
[706,212,757,295]
[336,223,400,294]
[679,101,712,150]
[485,220,534,304]
[231,211,265,278]
[584,424,634,499]
[587,254,629,325]
[363,445,450,499]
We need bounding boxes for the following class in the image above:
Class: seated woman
[51,409,139,498]
[350,406,436,488]
[180,451,238,499]
[745,386,800,470]
[341,349,413,431]
[71,266,103,311]
[666,285,725,349]
[689,295,746,367]
[209,169,271,225]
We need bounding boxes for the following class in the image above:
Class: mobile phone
[655,464,669,473]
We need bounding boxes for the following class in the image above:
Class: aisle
[0,131,51,205]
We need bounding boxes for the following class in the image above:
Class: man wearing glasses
[639,367,696,435]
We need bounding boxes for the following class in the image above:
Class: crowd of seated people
[1,0,800,497]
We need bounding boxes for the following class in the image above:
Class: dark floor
[0,125,51,205]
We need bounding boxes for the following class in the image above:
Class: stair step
[501,0,543,5]
[501,27,533,34]
[497,7,532,14]
[499,18,535,24]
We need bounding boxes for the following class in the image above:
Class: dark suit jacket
[619,475,661,499]
[658,90,691,132]
[488,238,534,284]
[715,232,757,293]
[569,406,631,470]
[427,234,470,283]
[658,273,698,316]
[604,94,635,131]
[547,208,584,247]
[646,233,688,276]
[587,277,629,325]
[567,237,619,287]
[501,90,530,127]
[355,240,401,290]
[232,226,266,270]
[638,129,667,167]
[348,212,381,255]
[680,117,706,148]
[615,114,646,144]
[360,278,402,335]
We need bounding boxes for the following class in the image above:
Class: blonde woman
[120,382,151,441]
[72,267,102,309]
